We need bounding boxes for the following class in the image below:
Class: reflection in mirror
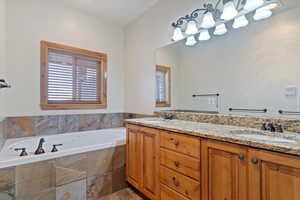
[155,20,300,119]
[155,41,219,114]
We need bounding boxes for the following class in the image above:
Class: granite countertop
[125,118,300,156]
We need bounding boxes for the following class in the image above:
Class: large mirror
[155,12,300,119]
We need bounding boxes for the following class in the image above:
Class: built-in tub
[0,127,126,169]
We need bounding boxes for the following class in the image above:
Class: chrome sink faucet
[261,123,283,133]
[35,138,46,155]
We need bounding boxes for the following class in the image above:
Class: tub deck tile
[97,188,146,200]
[55,167,86,187]
[87,148,114,177]
[56,179,86,200]
[87,173,112,200]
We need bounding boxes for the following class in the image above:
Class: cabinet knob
[238,154,245,161]
[173,140,179,146]
[172,177,180,187]
[251,158,259,164]
[174,161,180,167]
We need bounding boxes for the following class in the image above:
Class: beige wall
[124,0,201,114]
[3,0,125,117]
[0,0,5,121]
[125,0,300,118]
[0,0,5,146]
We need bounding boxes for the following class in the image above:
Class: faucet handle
[51,144,63,152]
[266,123,276,132]
[275,124,284,133]
[261,123,267,131]
[15,148,28,157]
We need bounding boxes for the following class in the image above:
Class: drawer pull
[172,176,180,187]
[251,158,259,164]
[170,138,180,147]
[238,154,245,161]
[174,161,180,167]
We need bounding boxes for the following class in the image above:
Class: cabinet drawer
[160,184,189,200]
[160,166,200,200]
[160,131,200,158]
[160,148,200,180]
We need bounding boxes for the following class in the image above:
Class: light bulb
[185,35,197,46]
[214,23,227,35]
[185,20,198,35]
[172,27,184,41]
[233,15,249,29]
[266,3,279,10]
[198,30,211,41]
[221,1,238,20]
[244,0,264,11]
[254,6,272,21]
[201,12,216,29]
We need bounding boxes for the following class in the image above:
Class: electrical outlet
[211,97,216,105]
[208,98,212,105]
[285,86,297,97]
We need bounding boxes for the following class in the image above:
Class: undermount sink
[146,119,169,123]
[237,134,297,143]
[230,130,297,143]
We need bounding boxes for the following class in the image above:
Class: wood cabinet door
[126,126,142,189]
[201,140,248,200]
[249,149,300,200]
[140,128,160,199]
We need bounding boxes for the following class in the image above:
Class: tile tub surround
[126,118,300,156]
[156,111,300,133]
[0,145,127,200]
[3,113,154,139]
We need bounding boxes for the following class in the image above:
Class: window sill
[40,104,107,110]
[156,103,171,108]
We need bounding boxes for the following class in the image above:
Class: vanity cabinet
[126,124,160,199]
[201,140,248,200]
[248,149,300,200]
[159,130,201,200]
[126,123,300,200]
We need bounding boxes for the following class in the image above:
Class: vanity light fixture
[243,0,264,11]
[253,5,273,20]
[201,12,216,28]
[172,27,184,41]
[185,35,197,46]
[198,30,211,41]
[233,15,249,29]
[214,23,228,35]
[171,0,280,46]
[185,20,199,35]
[221,1,238,20]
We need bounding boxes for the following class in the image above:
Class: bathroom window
[40,41,107,110]
[156,65,171,107]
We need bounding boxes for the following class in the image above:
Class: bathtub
[0,127,126,169]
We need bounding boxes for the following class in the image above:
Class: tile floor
[98,188,147,200]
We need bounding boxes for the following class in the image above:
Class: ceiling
[58,0,159,27]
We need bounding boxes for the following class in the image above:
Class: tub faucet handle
[51,144,63,152]
[35,138,46,155]
[15,148,28,157]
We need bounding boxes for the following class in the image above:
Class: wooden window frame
[40,41,107,110]
[155,65,171,108]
